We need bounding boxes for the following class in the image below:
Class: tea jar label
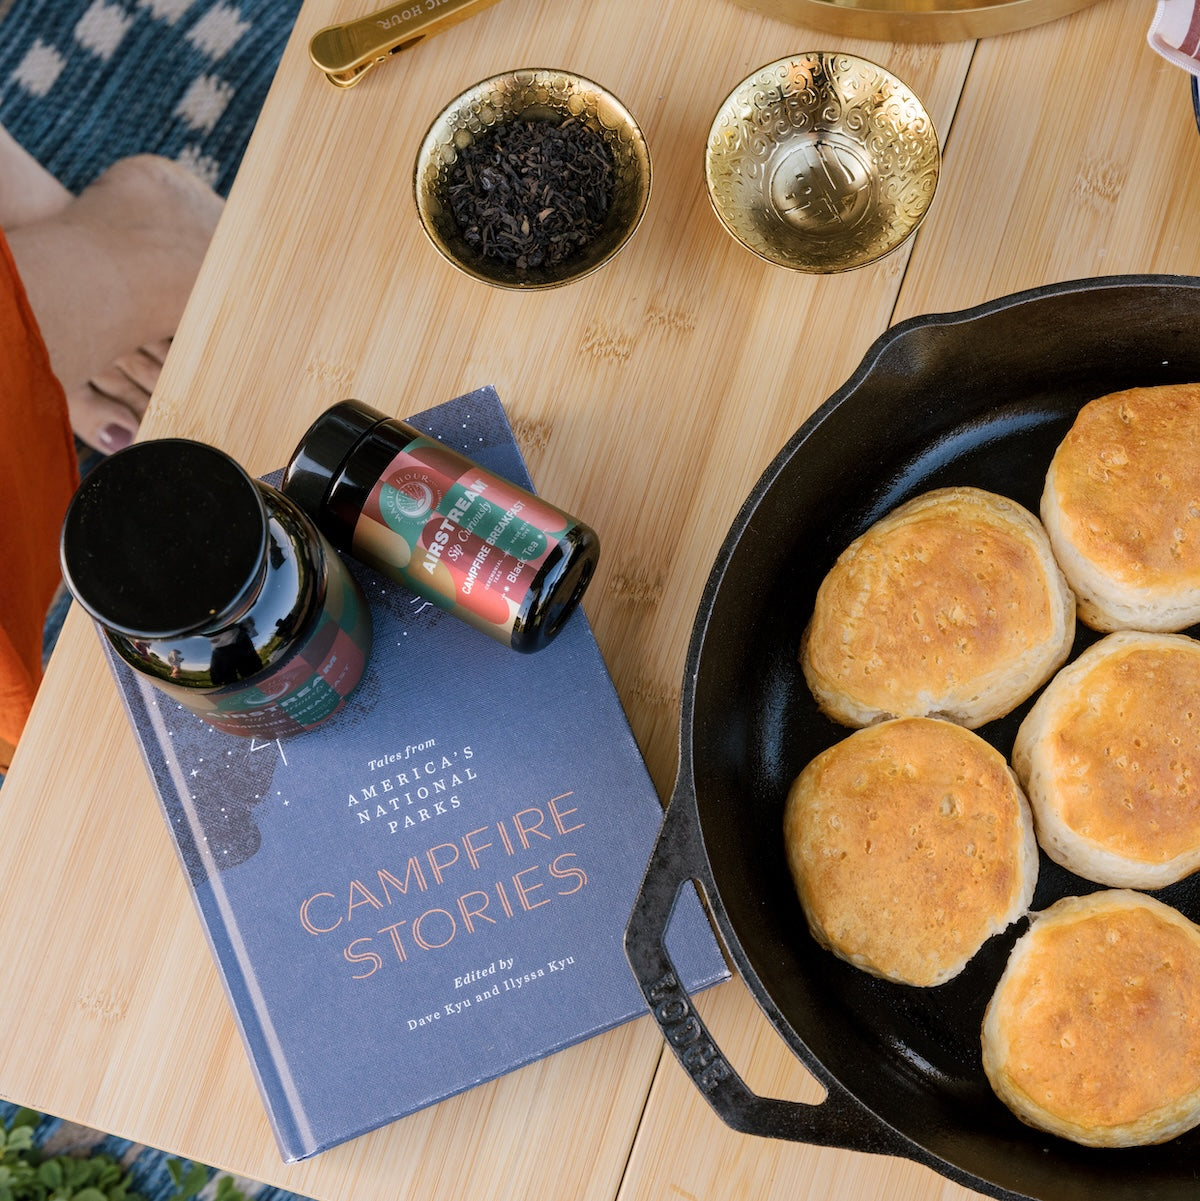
[354,437,576,640]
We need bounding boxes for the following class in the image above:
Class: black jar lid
[60,439,268,639]
[281,400,389,523]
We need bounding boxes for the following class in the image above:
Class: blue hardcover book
[101,386,727,1161]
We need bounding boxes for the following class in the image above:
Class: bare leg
[7,154,222,452]
[0,123,71,229]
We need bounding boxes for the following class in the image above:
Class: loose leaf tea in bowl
[447,117,615,271]
[414,69,651,290]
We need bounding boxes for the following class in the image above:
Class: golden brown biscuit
[1012,630,1200,890]
[982,890,1200,1148]
[1042,383,1200,632]
[801,486,1075,729]
[783,717,1038,987]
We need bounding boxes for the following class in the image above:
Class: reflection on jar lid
[60,439,268,639]
[281,399,389,541]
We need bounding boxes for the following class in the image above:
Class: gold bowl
[706,52,940,274]
[414,69,651,290]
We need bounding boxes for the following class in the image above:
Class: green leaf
[213,1176,249,1201]
[3,1128,33,1156]
[37,1161,62,1189]
[164,1160,210,1201]
[0,1111,152,1201]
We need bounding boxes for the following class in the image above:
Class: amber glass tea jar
[282,400,599,652]
[60,439,372,738]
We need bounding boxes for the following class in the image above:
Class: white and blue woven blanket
[0,0,301,196]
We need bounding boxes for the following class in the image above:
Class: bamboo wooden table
[2,0,1199,1197]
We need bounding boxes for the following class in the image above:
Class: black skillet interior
[686,276,1200,1201]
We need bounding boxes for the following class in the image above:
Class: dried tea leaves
[447,117,615,271]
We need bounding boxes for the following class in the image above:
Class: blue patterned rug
[0,2,317,1194]
[0,0,302,196]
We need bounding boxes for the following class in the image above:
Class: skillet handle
[624,782,911,1155]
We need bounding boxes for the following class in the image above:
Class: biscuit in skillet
[982,890,1200,1148]
[1012,629,1200,890]
[1041,382,1200,632]
[783,716,1038,987]
[801,486,1075,729]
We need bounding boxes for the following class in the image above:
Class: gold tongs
[310,0,503,88]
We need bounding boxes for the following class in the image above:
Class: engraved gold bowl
[727,0,1104,42]
[706,52,940,273]
[414,69,652,290]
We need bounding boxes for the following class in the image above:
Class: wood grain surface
[3,0,1198,1198]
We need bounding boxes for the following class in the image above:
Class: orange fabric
[0,229,79,764]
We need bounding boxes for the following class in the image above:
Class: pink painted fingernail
[100,424,134,452]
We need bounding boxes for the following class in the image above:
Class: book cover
[101,386,727,1161]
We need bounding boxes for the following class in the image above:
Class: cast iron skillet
[625,275,1200,1201]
